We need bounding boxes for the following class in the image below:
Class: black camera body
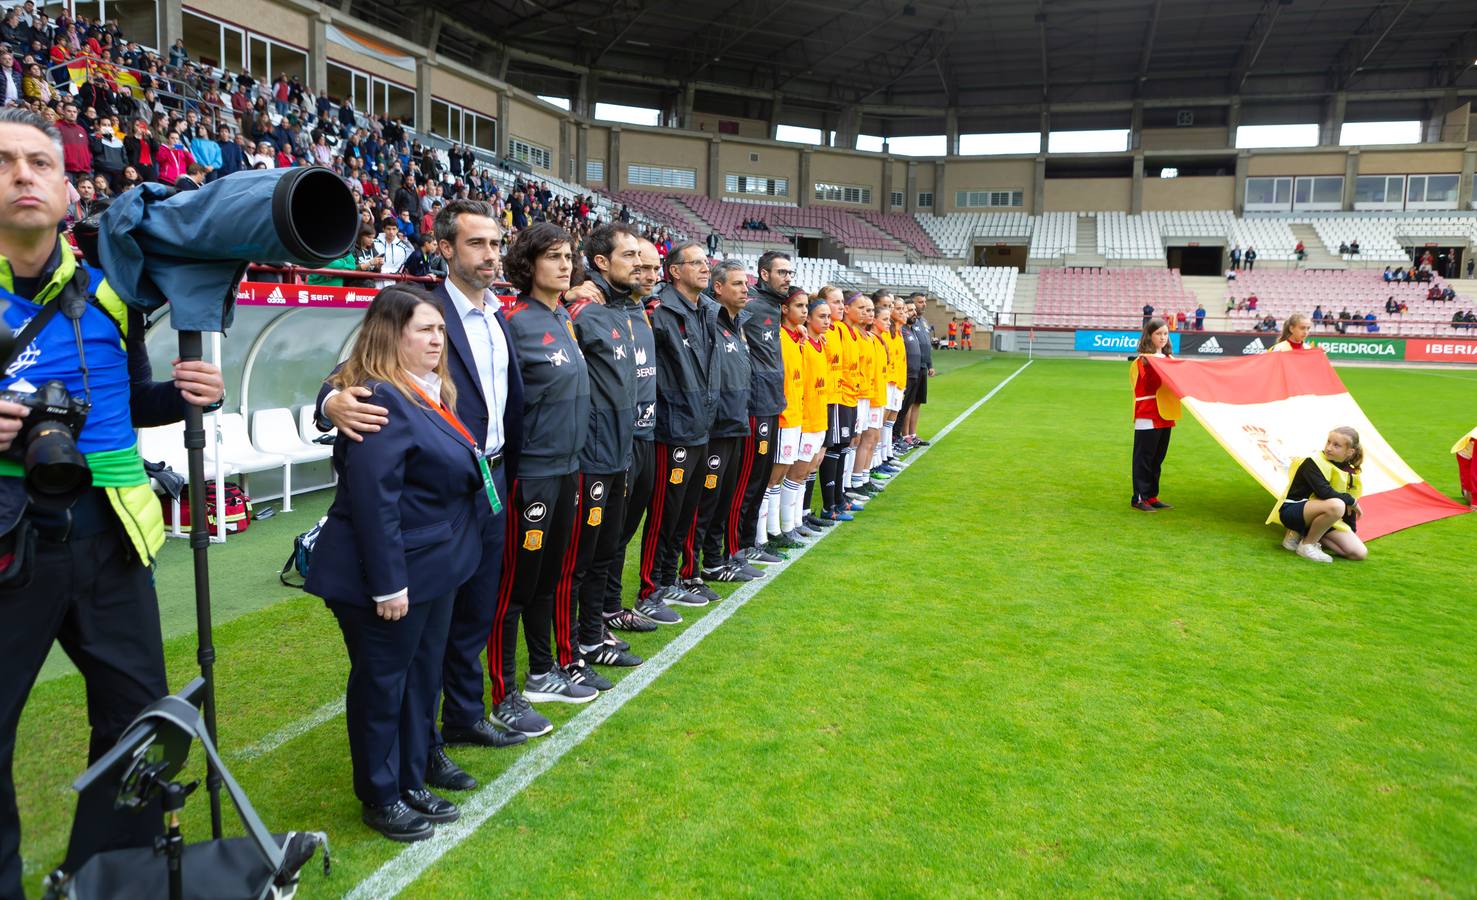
[0,380,92,505]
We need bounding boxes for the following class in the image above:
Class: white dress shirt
[442,277,509,456]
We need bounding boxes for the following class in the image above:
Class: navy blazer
[316,283,524,482]
[306,381,484,607]
[432,282,525,483]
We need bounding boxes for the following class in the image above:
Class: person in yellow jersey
[1269,313,1315,352]
[795,294,835,530]
[829,290,869,516]
[850,291,887,497]
[767,286,812,547]
[815,286,855,522]
[1267,426,1368,563]
[874,295,908,474]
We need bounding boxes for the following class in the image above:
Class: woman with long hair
[307,287,490,841]
[1270,312,1314,351]
[1267,426,1368,563]
[1130,317,1179,511]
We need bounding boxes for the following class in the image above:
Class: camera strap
[0,295,64,378]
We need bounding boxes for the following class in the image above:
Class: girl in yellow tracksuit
[1267,426,1368,563]
[853,296,885,494]
[830,292,870,511]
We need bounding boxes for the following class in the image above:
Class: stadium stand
[1033,268,1197,328]
[917,211,1033,260]
[1223,270,1471,334]
[1029,212,1078,259]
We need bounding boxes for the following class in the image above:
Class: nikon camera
[0,379,92,507]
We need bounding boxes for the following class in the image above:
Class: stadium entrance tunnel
[1167,244,1224,276]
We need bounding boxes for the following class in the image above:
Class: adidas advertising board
[1073,330,1182,353]
[236,281,375,309]
[1178,333,1271,356]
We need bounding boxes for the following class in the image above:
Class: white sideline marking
[347,358,1033,898]
[233,697,346,760]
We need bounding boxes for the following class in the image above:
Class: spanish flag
[67,58,141,93]
[1453,426,1477,507]
[1143,351,1469,539]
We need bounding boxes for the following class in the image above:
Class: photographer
[0,108,224,898]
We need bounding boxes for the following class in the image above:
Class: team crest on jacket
[708,454,721,469]
[525,502,547,522]
[586,507,602,527]
[547,349,571,366]
[670,468,684,485]
[541,332,556,345]
[523,529,544,551]
[758,441,769,455]
[704,474,718,489]
[590,481,606,501]
[673,447,688,463]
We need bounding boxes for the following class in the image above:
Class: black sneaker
[635,593,683,624]
[491,690,553,737]
[759,542,791,560]
[659,583,709,608]
[793,523,818,538]
[844,490,868,502]
[524,668,598,704]
[564,659,614,692]
[741,547,782,565]
[804,514,834,529]
[859,482,882,496]
[681,577,721,602]
[586,643,644,667]
[769,532,803,549]
[702,563,749,582]
[601,625,631,651]
[728,556,766,578]
[605,607,658,633]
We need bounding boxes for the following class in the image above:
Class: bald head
[635,239,661,299]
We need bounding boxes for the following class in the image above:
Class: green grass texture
[15,351,1477,897]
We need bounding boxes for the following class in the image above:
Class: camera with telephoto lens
[0,379,92,506]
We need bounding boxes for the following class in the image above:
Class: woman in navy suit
[306,286,489,842]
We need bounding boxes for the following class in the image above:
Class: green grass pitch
[16,352,1477,896]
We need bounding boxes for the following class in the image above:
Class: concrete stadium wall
[1358,150,1466,175]
[1044,178,1133,211]
[1247,152,1348,176]
[718,140,801,201]
[940,158,1037,214]
[1141,127,1229,150]
[1142,176,1237,211]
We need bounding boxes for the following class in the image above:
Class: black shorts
[914,370,929,404]
[827,403,856,446]
[1278,499,1308,532]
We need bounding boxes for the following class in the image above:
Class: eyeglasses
[674,259,710,268]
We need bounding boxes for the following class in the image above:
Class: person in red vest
[1130,318,1178,512]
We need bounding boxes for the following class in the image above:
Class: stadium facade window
[596,103,661,127]
[814,182,872,204]
[958,132,1041,156]
[509,137,553,171]
[887,135,947,157]
[856,134,886,153]
[1235,124,1319,149]
[725,174,789,197]
[325,62,415,126]
[1353,175,1405,211]
[1047,129,1129,154]
[586,159,606,183]
[1292,176,1344,211]
[917,192,934,208]
[78,0,156,50]
[890,191,904,209]
[538,96,572,110]
[628,164,698,190]
[186,10,305,83]
[954,190,1024,209]
[429,99,495,151]
[1406,174,1461,210]
[1244,176,1293,211]
[1338,121,1421,146]
[776,125,825,145]
[1159,168,1179,179]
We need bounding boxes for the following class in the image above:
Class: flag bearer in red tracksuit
[1130,317,1179,512]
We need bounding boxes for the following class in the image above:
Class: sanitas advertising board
[1074,330,1181,354]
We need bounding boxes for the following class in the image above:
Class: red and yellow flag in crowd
[66,57,141,93]
[1143,351,1470,539]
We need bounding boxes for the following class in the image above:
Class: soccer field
[17,353,1477,897]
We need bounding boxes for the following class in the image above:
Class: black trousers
[733,415,779,555]
[0,525,169,899]
[682,435,745,579]
[897,373,920,434]
[333,591,453,806]
[436,466,507,737]
[564,469,626,655]
[488,473,580,704]
[638,442,705,597]
[600,439,654,615]
[1131,427,1173,503]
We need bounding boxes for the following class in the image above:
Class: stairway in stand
[1182,276,1233,330]
[1288,223,1346,270]
[1010,273,1038,327]
[1064,215,1107,268]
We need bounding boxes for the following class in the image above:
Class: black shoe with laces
[741,546,782,565]
[361,800,434,842]
[525,667,599,703]
[605,607,658,633]
[681,577,721,603]
[586,643,644,667]
[601,625,631,651]
[425,747,477,792]
[564,659,614,692]
[702,563,749,582]
[491,690,553,737]
[401,788,459,824]
[635,593,683,624]
[442,718,528,749]
[804,514,834,529]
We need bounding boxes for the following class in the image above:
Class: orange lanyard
[409,382,477,451]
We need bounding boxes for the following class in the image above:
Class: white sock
[765,485,782,535]
[883,423,894,458]
[870,444,881,470]
[780,479,802,531]
[755,496,769,546]
[843,447,857,489]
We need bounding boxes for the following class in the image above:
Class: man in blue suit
[320,199,529,788]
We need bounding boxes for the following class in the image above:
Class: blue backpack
[279,516,327,588]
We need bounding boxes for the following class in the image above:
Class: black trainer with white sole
[601,625,631,651]
[680,578,721,603]
[524,668,598,704]
[564,659,614,692]
[635,593,683,624]
[490,691,553,737]
[659,583,709,608]
[702,564,749,583]
[586,644,644,667]
[604,607,658,633]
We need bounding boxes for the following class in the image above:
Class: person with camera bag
[0,108,224,899]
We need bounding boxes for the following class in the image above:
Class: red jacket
[1132,357,1175,428]
[57,120,92,174]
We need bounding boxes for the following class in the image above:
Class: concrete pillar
[424,13,443,55]
[1130,151,1144,214]
[880,156,894,211]
[577,123,590,187]
[1233,151,1249,216]
[1226,97,1241,148]
[905,160,918,214]
[1342,149,1359,211]
[157,0,182,58]
[575,73,600,120]
[945,107,959,157]
[608,127,622,191]
[496,90,510,157]
[835,105,860,150]
[1038,108,1050,153]
[1032,156,1046,214]
[1320,91,1346,146]
[559,118,572,181]
[798,149,813,208]
[933,159,946,212]
[1458,148,1475,213]
[768,94,784,141]
[414,57,432,133]
[1129,101,1143,151]
[680,83,696,130]
[707,138,721,199]
[307,12,329,94]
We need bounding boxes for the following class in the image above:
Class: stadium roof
[357,0,1477,137]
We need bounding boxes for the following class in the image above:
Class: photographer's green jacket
[0,238,168,564]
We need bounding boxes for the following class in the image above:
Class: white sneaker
[1296,542,1333,563]
[1281,533,1300,552]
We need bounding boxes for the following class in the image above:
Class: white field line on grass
[233,697,346,761]
[347,358,1033,899]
